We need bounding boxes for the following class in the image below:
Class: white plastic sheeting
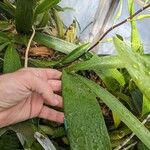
[60,0,119,42]
[60,0,150,54]
[60,0,100,41]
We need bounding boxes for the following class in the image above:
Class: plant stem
[122,142,137,150]
[24,26,35,68]
[88,3,150,51]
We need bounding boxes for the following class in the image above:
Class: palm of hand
[0,68,64,128]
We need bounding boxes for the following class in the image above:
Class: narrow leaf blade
[128,0,144,54]
[34,32,77,54]
[61,43,90,65]
[62,71,111,150]
[77,74,150,148]
[113,36,150,101]
[35,0,60,15]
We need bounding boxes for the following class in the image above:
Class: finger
[20,68,62,80]
[43,69,62,80]
[48,80,61,92]
[38,106,64,123]
[30,75,59,106]
[44,94,63,108]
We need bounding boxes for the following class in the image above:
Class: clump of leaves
[0,0,150,150]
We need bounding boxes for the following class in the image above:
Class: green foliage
[15,0,35,34]
[142,95,150,115]
[109,126,131,141]
[0,131,22,150]
[3,44,21,73]
[0,42,9,52]
[34,32,77,54]
[0,21,11,31]
[130,89,143,114]
[60,43,90,65]
[0,0,150,149]
[68,55,124,72]
[29,58,58,68]
[0,31,12,43]
[128,0,144,54]
[112,112,121,129]
[62,71,111,150]
[113,37,150,103]
[137,142,150,150]
[0,1,15,18]
[35,0,60,15]
[39,125,66,138]
[9,121,37,148]
[0,128,7,137]
[95,68,125,91]
[36,11,50,28]
[68,72,150,148]
[52,8,65,38]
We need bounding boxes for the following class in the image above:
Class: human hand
[0,68,64,128]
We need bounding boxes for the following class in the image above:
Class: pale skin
[0,68,64,128]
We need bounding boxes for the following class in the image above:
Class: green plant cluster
[0,0,150,150]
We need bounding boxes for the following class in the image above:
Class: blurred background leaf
[3,44,21,73]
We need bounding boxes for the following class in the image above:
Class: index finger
[20,68,62,80]
[43,69,62,80]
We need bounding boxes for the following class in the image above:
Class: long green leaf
[128,0,144,54]
[75,74,150,148]
[52,8,65,38]
[68,55,124,72]
[28,58,58,68]
[95,68,125,128]
[35,0,60,15]
[113,37,150,102]
[3,44,21,73]
[62,71,111,150]
[69,53,150,73]
[15,0,35,34]
[60,43,90,65]
[34,32,77,54]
